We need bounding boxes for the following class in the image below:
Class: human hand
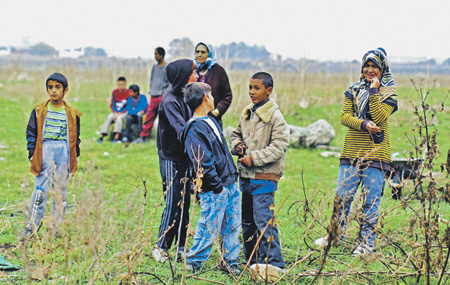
[138,111,144,116]
[238,155,253,167]
[366,121,380,133]
[236,143,246,156]
[370,77,380,89]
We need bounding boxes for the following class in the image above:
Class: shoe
[177,247,187,260]
[122,136,129,143]
[134,137,148,144]
[112,139,122,144]
[96,137,103,144]
[20,228,34,241]
[152,247,169,263]
[218,262,241,275]
[352,244,373,256]
[314,236,328,247]
[272,266,288,275]
[185,262,200,273]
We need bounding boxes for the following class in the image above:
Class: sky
[1,0,450,62]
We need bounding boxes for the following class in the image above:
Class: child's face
[205,91,214,111]
[249,78,272,105]
[188,63,199,83]
[47,80,67,102]
[129,89,139,99]
[117,80,127,91]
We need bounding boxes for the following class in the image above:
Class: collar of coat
[242,99,278,123]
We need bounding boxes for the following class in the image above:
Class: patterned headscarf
[194,42,218,71]
[345,48,398,119]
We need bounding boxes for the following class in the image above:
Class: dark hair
[183,82,211,111]
[117,76,126,82]
[251,72,273,89]
[155,47,165,58]
[129,84,140,94]
[46,73,68,91]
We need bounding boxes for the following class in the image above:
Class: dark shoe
[186,262,200,273]
[20,229,34,241]
[96,137,103,144]
[219,262,241,276]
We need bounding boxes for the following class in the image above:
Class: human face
[47,80,67,103]
[249,78,271,105]
[195,44,209,64]
[154,50,163,63]
[363,60,381,82]
[129,89,139,99]
[188,63,199,83]
[117,80,127,92]
[205,91,214,112]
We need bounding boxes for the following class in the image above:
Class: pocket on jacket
[372,131,384,144]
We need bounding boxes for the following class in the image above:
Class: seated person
[97,76,129,143]
[122,84,148,142]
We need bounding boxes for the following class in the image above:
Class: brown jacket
[28,100,82,176]
[229,99,290,181]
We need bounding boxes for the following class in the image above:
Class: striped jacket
[340,88,394,167]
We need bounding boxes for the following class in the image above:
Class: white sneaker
[352,244,373,256]
[314,236,329,247]
[152,247,169,263]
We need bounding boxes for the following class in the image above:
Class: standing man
[136,47,171,143]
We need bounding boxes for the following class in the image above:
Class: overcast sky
[2,0,449,62]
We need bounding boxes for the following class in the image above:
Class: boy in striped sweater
[22,73,82,240]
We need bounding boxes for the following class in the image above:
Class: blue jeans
[186,182,241,267]
[26,141,69,232]
[336,165,385,247]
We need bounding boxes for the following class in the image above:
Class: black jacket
[181,117,237,193]
[157,59,193,162]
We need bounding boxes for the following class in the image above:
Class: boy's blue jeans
[336,165,385,247]
[186,182,241,267]
[26,141,69,232]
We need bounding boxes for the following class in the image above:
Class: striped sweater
[340,88,394,167]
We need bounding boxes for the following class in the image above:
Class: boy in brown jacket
[22,73,81,240]
[229,72,289,271]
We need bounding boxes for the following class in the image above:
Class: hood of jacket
[166,59,193,97]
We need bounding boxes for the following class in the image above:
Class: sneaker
[152,247,169,263]
[185,262,200,273]
[112,139,122,144]
[122,136,129,143]
[96,137,103,144]
[134,137,148,144]
[218,262,241,275]
[177,247,187,260]
[272,266,288,275]
[352,244,373,256]
[314,236,329,247]
[20,228,34,241]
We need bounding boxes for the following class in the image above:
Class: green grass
[0,67,449,284]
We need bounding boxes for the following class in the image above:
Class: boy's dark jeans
[157,157,191,250]
[242,192,285,268]
[122,114,144,138]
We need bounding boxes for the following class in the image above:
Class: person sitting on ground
[314,48,398,256]
[152,59,198,263]
[96,76,129,143]
[181,82,241,275]
[229,72,289,273]
[137,47,171,143]
[22,72,81,240]
[121,84,148,143]
[194,42,232,128]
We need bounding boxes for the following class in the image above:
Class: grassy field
[0,63,449,284]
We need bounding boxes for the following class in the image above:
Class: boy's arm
[186,128,223,193]
[229,117,245,155]
[248,113,290,167]
[110,94,117,113]
[165,101,188,142]
[76,116,81,157]
[26,109,37,160]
